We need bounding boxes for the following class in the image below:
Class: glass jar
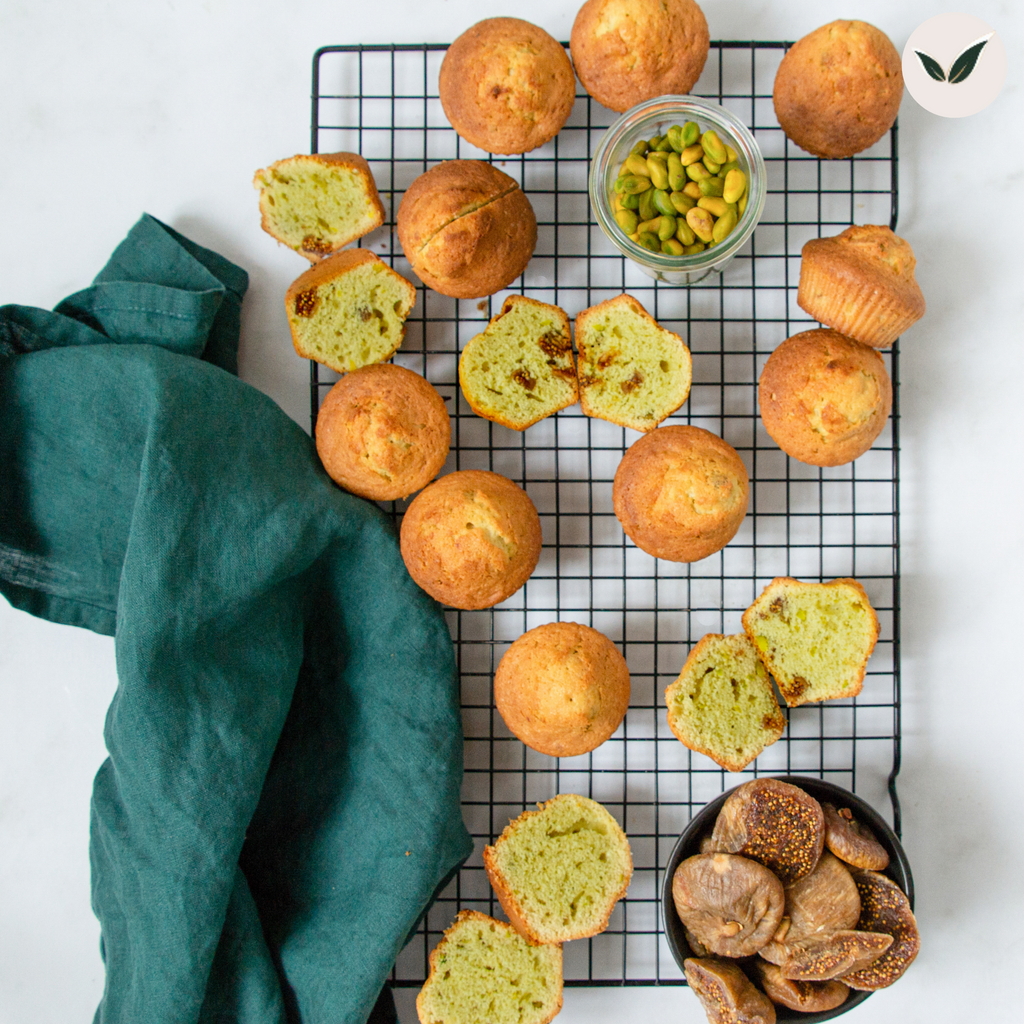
[589,96,766,286]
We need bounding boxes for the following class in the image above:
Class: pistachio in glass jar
[610,121,749,257]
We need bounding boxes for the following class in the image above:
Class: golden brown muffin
[798,226,925,349]
[396,160,537,299]
[314,364,450,502]
[439,18,577,155]
[399,470,542,609]
[570,0,710,113]
[253,152,385,261]
[773,20,903,159]
[613,425,749,563]
[494,622,630,757]
[759,329,892,467]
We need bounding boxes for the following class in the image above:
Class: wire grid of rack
[309,41,901,986]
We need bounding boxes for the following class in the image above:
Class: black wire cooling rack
[308,41,901,986]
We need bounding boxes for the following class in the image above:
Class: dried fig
[684,957,776,1024]
[673,853,785,957]
[841,870,920,990]
[758,851,861,963]
[751,960,850,1013]
[686,927,713,958]
[779,930,892,981]
[711,779,825,885]
[823,802,890,870]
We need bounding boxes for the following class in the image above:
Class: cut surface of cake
[253,152,385,261]
[416,911,563,1024]
[285,249,416,374]
[458,296,578,430]
[483,793,632,944]
[575,294,691,432]
[742,577,880,707]
[665,633,786,772]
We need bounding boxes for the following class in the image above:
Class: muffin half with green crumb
[285,249,416,374]
[459,296,578,430]
[575,294,691,432]
[665,633,786,772]
[416,910,563,1024]
[253,151,385,261]
[483,793,632,944]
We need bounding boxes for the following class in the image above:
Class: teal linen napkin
[0,214,472,1024]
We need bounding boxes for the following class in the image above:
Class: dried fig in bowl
[710,779,825,885]
[684,957,777,1024]
[823,802,890,871]
[777,930,892,981]
[841,870,920,990]
[662,775,915,1022]
[752,961,849,1014]
[672,853,785,957]
[758,851,861,964]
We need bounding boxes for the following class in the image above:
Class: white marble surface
[1,1,1022,1021]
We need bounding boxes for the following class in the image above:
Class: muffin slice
[483,793,632,944]
[665,633,786,772]
[575,294,691,432]
[253,152,385,261]
[416,911,563,1024]
[285,249,416,374]
[742,578,880,707]
[459,296,577,430]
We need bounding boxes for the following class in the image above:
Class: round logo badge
[902,13,1006,117]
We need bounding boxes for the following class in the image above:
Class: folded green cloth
[0,214,472,1024]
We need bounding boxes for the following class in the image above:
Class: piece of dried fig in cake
[684,958,777,1024]
[711,779,825,885]
[777,930,892,981]
[822,802,890,871]
[840,870,920,990]
[758,851,861,964]
[751,961,850,1013]
[672,853,786,957]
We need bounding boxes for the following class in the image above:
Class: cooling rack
[309,41,901,986]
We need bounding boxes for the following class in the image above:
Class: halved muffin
[575,294,692,432]
[253,152,385,261]
[742,577,880,707]
[416,911,563,1024]
[459,296,577,430]
[665,633,786,772]
[483,793,632,944]
[285,249,416,374]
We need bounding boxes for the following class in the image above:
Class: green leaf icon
[948,38,990,83]
[914,50,946,81]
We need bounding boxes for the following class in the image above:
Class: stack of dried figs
[671,780,919,1023]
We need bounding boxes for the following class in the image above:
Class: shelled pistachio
[611,121,750,256]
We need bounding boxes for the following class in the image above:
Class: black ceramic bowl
[661,776,914,1023]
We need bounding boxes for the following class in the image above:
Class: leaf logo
[914,32,994,84]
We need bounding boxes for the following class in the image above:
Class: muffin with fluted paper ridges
[798,226,925,348]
